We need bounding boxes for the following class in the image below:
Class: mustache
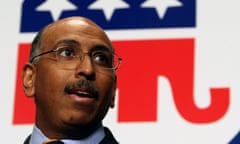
[64,80,99,98]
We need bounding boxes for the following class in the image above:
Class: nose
[75,54,95,80]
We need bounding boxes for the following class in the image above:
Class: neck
[37,121,102,139]
[60,122,103,139]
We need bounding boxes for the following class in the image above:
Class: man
[22,16,122,144]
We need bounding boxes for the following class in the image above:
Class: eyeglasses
[30,46,122,70]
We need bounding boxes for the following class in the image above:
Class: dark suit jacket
[24,127,119,144]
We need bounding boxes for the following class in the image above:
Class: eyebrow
[54,39,80,47]
[54,39,113,53]
[91,45,113,53]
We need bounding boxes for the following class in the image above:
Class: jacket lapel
[99,127,118,144]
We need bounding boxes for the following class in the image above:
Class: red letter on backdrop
[13,43,35,124]
[115,39,230,123]
[13,39,230,124]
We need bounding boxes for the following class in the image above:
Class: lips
[64,80,99,100]
[67,88,97,99]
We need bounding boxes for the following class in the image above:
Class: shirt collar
[30,124,105,144]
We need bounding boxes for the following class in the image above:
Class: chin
[63,113,97,126]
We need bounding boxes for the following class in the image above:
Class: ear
[22,63,36,97]
[110,76,117,108]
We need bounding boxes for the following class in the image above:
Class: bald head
[46,17,103,31]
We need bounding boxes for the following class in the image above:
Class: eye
[57,47,75,57]
[92,51,112,67]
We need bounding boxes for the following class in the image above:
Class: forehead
[41,18,112,51]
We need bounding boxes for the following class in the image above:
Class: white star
[141,0,183,19]
[36,0,78,21]
[88,0,130,21]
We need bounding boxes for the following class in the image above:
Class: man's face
[27,18,116,135]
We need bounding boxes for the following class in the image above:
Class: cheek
[34,66,72,110]
[96,74,116,109]
[36,70,67,94]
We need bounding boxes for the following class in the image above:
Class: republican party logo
[13,0,237,143]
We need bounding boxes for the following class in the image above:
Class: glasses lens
[55,47,122,70]
[91,50,113,69]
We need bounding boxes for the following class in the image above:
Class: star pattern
[36,0,78,21]
[141,0,183,19]
[88,0,130,21]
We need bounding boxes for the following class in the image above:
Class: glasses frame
[30,47,122,70]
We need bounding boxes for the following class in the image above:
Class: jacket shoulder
[23,135,31,144]
[100,127,119,144]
